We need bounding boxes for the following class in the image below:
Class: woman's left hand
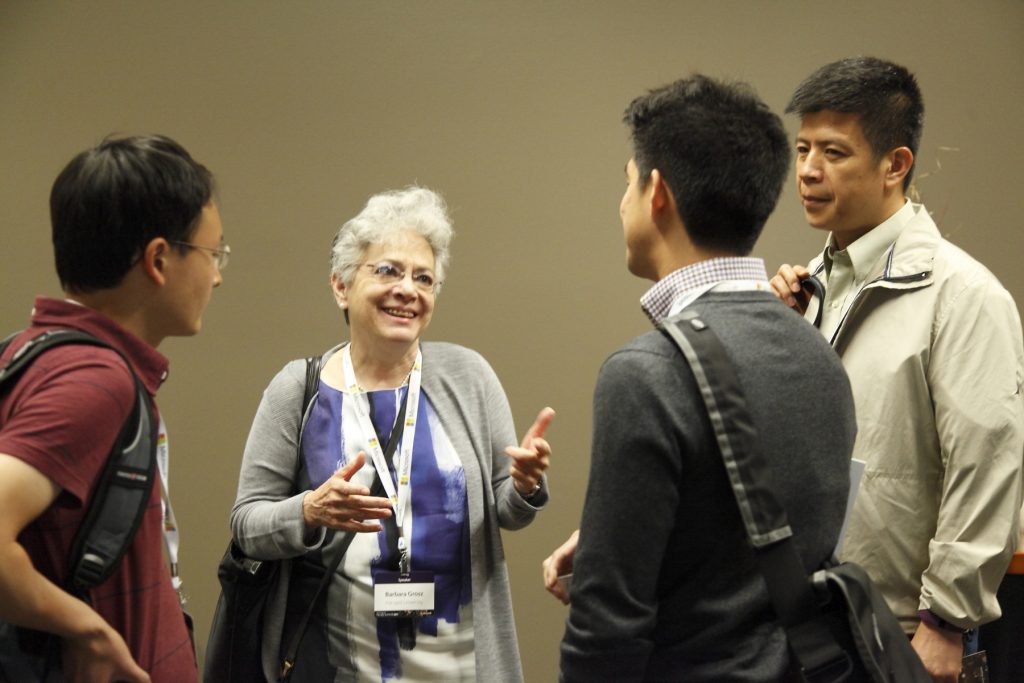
[506,407,555,497]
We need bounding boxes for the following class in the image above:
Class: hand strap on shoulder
[660,314,851,683]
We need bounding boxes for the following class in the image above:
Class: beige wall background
[2,1,1022,680]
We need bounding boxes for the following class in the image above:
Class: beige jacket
[807,203,1024,632]
[1018,505,1024,555]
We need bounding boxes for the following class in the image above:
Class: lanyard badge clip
[398,536,411,577]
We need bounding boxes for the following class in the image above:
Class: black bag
[0,330,158,683]
[661,314,930,683]
[203,355,321,683]
[204,542,282,683]
[811,563,931,681]
[204,356,407,683]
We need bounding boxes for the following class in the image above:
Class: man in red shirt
[0,135,226,683]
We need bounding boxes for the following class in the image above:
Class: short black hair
[786,57,924,189]
[51,134,215,293]
[623,75,790,256]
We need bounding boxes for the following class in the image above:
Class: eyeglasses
[361,261,440,293]
[171,241,231,271]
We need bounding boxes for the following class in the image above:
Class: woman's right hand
[302,452,393,533]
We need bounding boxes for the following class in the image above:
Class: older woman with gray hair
[230,186,553,683]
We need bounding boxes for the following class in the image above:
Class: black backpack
[0,329,158,681]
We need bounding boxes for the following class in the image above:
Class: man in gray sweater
[548,75,857,681]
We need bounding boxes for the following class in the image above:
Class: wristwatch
[521,481,542,500]
[917,609,968,634]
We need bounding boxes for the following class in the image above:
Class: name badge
[374,571,435,617]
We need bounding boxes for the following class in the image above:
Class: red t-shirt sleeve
[0,345,136,506]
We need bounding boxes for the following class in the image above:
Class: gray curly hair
[331,186,454,293]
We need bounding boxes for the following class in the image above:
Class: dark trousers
[978,573,1024,683]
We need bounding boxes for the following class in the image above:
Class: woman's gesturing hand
[302,452,393,533]
[506,407,555,498]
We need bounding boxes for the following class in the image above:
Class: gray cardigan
[230,341,546,682]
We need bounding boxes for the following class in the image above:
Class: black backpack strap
[0,331,19,360]
[0,330,99,384]
[68,376,156,596]
[660,314,852,683]
[0,329,157,600]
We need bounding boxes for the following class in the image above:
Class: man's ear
[141,238,170,286]
[885,147,914,189]
[331,272,349,311]
[648,168,670,217]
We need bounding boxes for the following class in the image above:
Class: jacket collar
[809,202,940,290]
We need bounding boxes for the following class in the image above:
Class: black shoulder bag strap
[278,361,410,681]
[0,329,157,599]
[801,275,825,330]
[300,355,323,436]
[660,314,852,683]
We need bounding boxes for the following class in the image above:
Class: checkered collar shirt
[640,256,769,325]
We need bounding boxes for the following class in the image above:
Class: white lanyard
[341,344,422,567]
[156,418,184,600]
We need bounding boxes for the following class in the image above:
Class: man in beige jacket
[771,57,1024,683]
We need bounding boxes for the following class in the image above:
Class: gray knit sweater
[230,341,545,682]
[560,291,856,682]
